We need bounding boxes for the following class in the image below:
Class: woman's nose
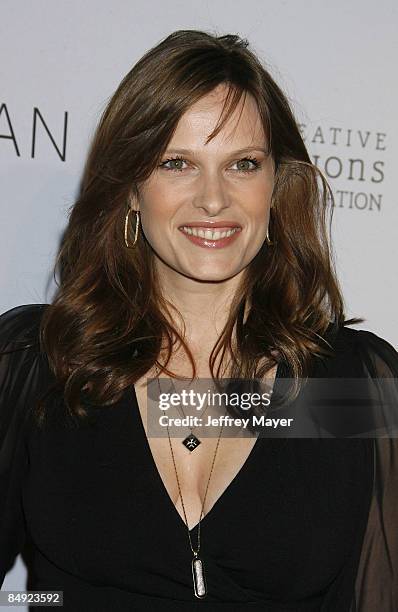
[192,172,230,216]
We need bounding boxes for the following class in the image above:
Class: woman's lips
[178,226,242,249]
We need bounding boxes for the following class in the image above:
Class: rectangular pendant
[192,556,207,598]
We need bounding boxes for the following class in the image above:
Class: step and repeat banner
[1,0,397,596]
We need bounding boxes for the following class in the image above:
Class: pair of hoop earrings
[124,208,273,248]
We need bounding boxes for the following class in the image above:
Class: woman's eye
[233,157,261,173]
[159,157,187,172]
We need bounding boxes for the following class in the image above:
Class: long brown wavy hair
[34,29,362,424]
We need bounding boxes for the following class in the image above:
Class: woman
[0,29,397,611]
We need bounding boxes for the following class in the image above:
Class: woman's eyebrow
[163,146,268,156]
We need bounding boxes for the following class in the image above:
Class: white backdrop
[1,0,397,596]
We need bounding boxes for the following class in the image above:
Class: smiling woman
[1,29,398,611]
[132,84,275,282]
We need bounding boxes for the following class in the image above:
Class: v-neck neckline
[129,361,284,533]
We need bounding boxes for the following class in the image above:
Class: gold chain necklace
[154,365,225,599]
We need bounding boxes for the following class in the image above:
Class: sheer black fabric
[0,304,397,611]
[350,333,398,610]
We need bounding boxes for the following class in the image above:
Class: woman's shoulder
[0,303,51,401]
[315,321,398,378]
[305,323,398,437]
[0,304,54,434]
[0,303,49,348]
[338,323,397,375]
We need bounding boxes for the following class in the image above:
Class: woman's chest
[22,394,374,598]
[134,376,262,530]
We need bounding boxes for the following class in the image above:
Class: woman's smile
[178,225,242,249]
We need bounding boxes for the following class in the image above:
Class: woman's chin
[180,266,244,283]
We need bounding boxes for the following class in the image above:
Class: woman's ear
[128,189,140,213]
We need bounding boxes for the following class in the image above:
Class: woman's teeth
[180,226,240,240]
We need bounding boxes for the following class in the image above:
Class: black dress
[0,304,397,611]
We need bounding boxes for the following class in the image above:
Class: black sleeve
[0,304,48,587]
[348,330,398,610]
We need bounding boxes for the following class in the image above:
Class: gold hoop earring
[265,227,273,246]
[124,208,140,248]
[265,204,274,246]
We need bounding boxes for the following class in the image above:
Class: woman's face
[135,83,275,284]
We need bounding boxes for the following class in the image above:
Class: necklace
[155,367,215,452]
[171,380,213,452]
[154,365,225,599]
